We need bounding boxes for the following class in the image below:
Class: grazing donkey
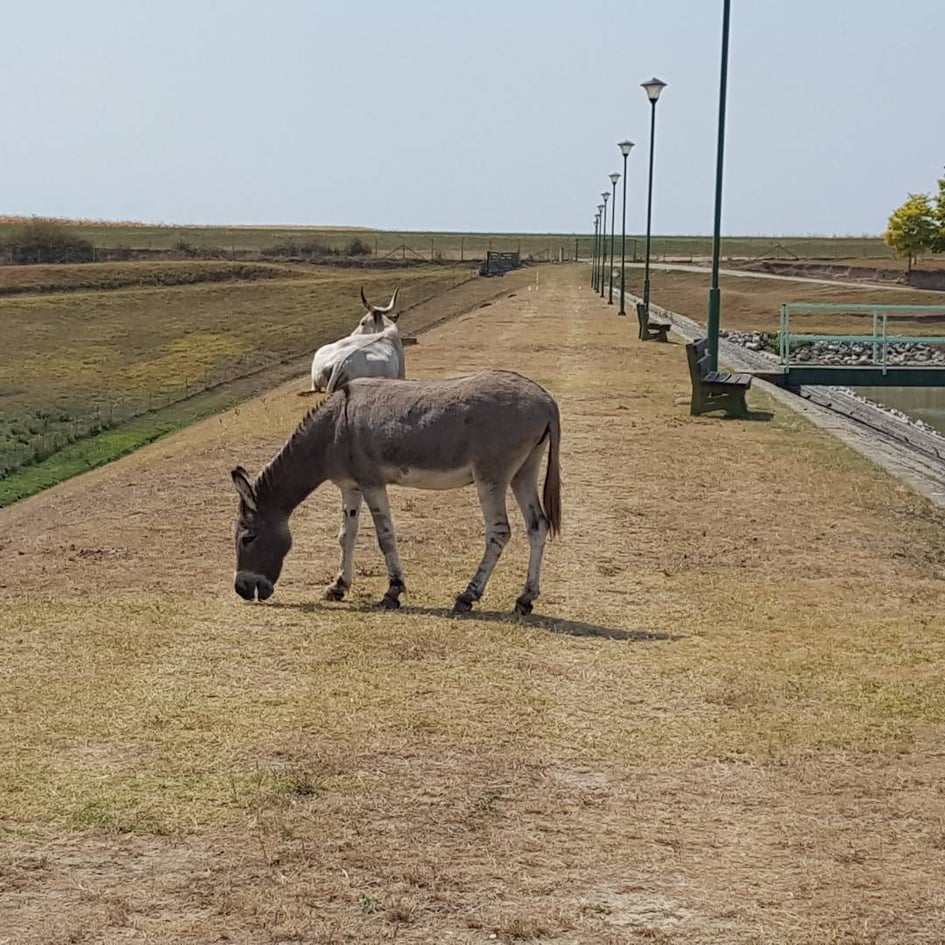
[231,370,562,615]
[309,288,402,392]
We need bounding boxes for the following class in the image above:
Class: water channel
[852,386,945,437]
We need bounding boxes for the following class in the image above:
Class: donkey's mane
[255,395,336,507]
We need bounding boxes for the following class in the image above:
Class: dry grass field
[630,268,945,337]
[2,266,945,943]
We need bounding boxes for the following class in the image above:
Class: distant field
[0,219,896,261]
[0,263,470,485]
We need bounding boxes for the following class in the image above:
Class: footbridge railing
[770,303,945,387]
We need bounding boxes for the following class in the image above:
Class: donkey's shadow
[269,600,677,642]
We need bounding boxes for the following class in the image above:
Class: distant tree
[884,193,937,271]
[932,173,945,254]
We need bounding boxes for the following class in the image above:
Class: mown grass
[0,265,466,485]
[2,266,945,942]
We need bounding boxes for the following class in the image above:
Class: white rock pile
[721,330,945,366]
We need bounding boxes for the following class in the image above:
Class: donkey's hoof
[514,598,534,616]
[452,597,473,614]
[323,585,346,602]
[376,595,400,611]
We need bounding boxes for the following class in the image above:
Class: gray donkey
[231,370,561,615]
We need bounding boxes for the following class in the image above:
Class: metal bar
[882,312,889,375]
[787,334,945,345]
[772,365,945,387]
[783,303,945,314]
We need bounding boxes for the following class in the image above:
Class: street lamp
[607,172,620,304]
[641,77,667,322]
[617,140,634,315]
[595,203,605,291]
[591,213,600,289]
[706,1,731,372]
[599,190,610,299]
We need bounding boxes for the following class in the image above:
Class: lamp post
[607,172,620,304]
[599,191,610,299]
[591,213,600,289]
[641,77,667,321]
[595,203,605,290]
[617,141,634,315]
[706,0,731,372]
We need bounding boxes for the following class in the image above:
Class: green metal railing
[778,303,945,375]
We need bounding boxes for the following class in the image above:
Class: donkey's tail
[542,408,562,538]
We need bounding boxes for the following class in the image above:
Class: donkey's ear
[231,466,257,511]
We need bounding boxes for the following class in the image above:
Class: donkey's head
[230,466,292,601]
[355,286,400,334]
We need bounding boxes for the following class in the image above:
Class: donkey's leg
[324,488,362,601]
[510,446,550,616]
[454,477,511,614]
[362,485,406,610]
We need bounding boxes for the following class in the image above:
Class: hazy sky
[3,1,942,235]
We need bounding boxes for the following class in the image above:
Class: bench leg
[690,388,750,418]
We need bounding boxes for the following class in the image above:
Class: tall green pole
[706,0,732,372]
[607,173,619,304]
[594,203,604,292]
[618,142,633,315]
[591,215,599,288]
[599,192,609,299]
[643,101,658,314]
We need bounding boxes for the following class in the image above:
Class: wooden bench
[636,302,671,342]
[685,338,752,417]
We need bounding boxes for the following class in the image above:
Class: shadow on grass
[268,599,675,642]
[694,407,775,422]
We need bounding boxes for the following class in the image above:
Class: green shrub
[346,237,372,256]
[0,219,94,264]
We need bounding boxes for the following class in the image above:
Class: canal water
[853,387,945,437]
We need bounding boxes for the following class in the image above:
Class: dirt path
[2,266,945,944]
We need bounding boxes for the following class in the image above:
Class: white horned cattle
[308,288,404,393]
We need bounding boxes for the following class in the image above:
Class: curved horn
[375,287,399,314]
[360,286,371,311]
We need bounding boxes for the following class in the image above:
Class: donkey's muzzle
[234,573,274,601]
